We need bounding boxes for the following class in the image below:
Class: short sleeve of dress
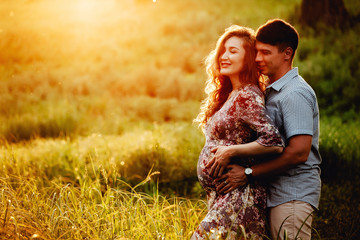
[233,85,284,147]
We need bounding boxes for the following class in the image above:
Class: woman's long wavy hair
[195,25,264,129]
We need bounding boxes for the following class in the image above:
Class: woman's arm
[207,142,283,177]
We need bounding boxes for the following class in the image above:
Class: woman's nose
[221,52,229,60]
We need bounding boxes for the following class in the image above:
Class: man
[207,19,321,239]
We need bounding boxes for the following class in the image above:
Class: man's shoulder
[281,75,316,97]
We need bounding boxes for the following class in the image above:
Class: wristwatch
[244,167,253,178]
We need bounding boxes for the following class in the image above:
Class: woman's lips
[221,62,231,68]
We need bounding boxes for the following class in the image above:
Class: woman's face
[219,36,246,79]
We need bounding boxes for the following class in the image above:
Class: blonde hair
[195,25,264,128]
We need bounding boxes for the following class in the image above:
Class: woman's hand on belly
[206,145,234,178]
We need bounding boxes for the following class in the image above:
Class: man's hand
[215,165,247,194]
[206,146,233,178]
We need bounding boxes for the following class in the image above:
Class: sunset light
[0,0,159,68]
[69,0,117,24]
[0,0,359,239]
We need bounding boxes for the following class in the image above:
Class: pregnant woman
[192,25,284,239]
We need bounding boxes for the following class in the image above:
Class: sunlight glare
[70,0,116,24]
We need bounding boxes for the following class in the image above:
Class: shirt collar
[266,67,299,92]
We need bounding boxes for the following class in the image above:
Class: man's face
[255,41,285,81]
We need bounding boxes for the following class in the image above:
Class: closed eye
[229,47,239,53]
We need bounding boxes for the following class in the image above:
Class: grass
[0,118,359,239]
[0,122,207,239]
[0,123,205,239]
[0,122,204,195]
[0,174,207,239]
[319,116,360,180]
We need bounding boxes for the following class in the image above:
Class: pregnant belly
[197,146,221,191]
[196,144,251,192]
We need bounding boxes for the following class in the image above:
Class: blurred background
[0,0,359,239]
[0,0,359,140]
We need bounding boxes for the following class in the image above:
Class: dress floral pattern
[192,84,284,240]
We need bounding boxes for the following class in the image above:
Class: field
[0,0,360,239]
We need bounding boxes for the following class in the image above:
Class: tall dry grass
[0,173,207,239]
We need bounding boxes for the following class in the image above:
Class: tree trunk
[300,0,352,29]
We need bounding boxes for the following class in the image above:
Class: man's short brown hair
[256,19,299,56]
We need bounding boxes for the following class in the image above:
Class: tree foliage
[299,0,352,29]
[296,0,360,117]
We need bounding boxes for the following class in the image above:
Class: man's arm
[207,142,283,178]
[216,135,312,194]
[253,134,312,177]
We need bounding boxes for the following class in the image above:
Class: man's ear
[284,47,293,61]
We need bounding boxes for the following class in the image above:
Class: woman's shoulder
[241,84,264,99]
[232,84,265,107]
[244,84,263,94]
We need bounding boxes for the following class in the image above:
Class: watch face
[245,168,252,175]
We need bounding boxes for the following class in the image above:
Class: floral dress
[192,84,284,240]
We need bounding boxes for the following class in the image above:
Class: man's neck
[268,65,293,84]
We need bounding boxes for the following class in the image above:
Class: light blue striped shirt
[265,67,321,209]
